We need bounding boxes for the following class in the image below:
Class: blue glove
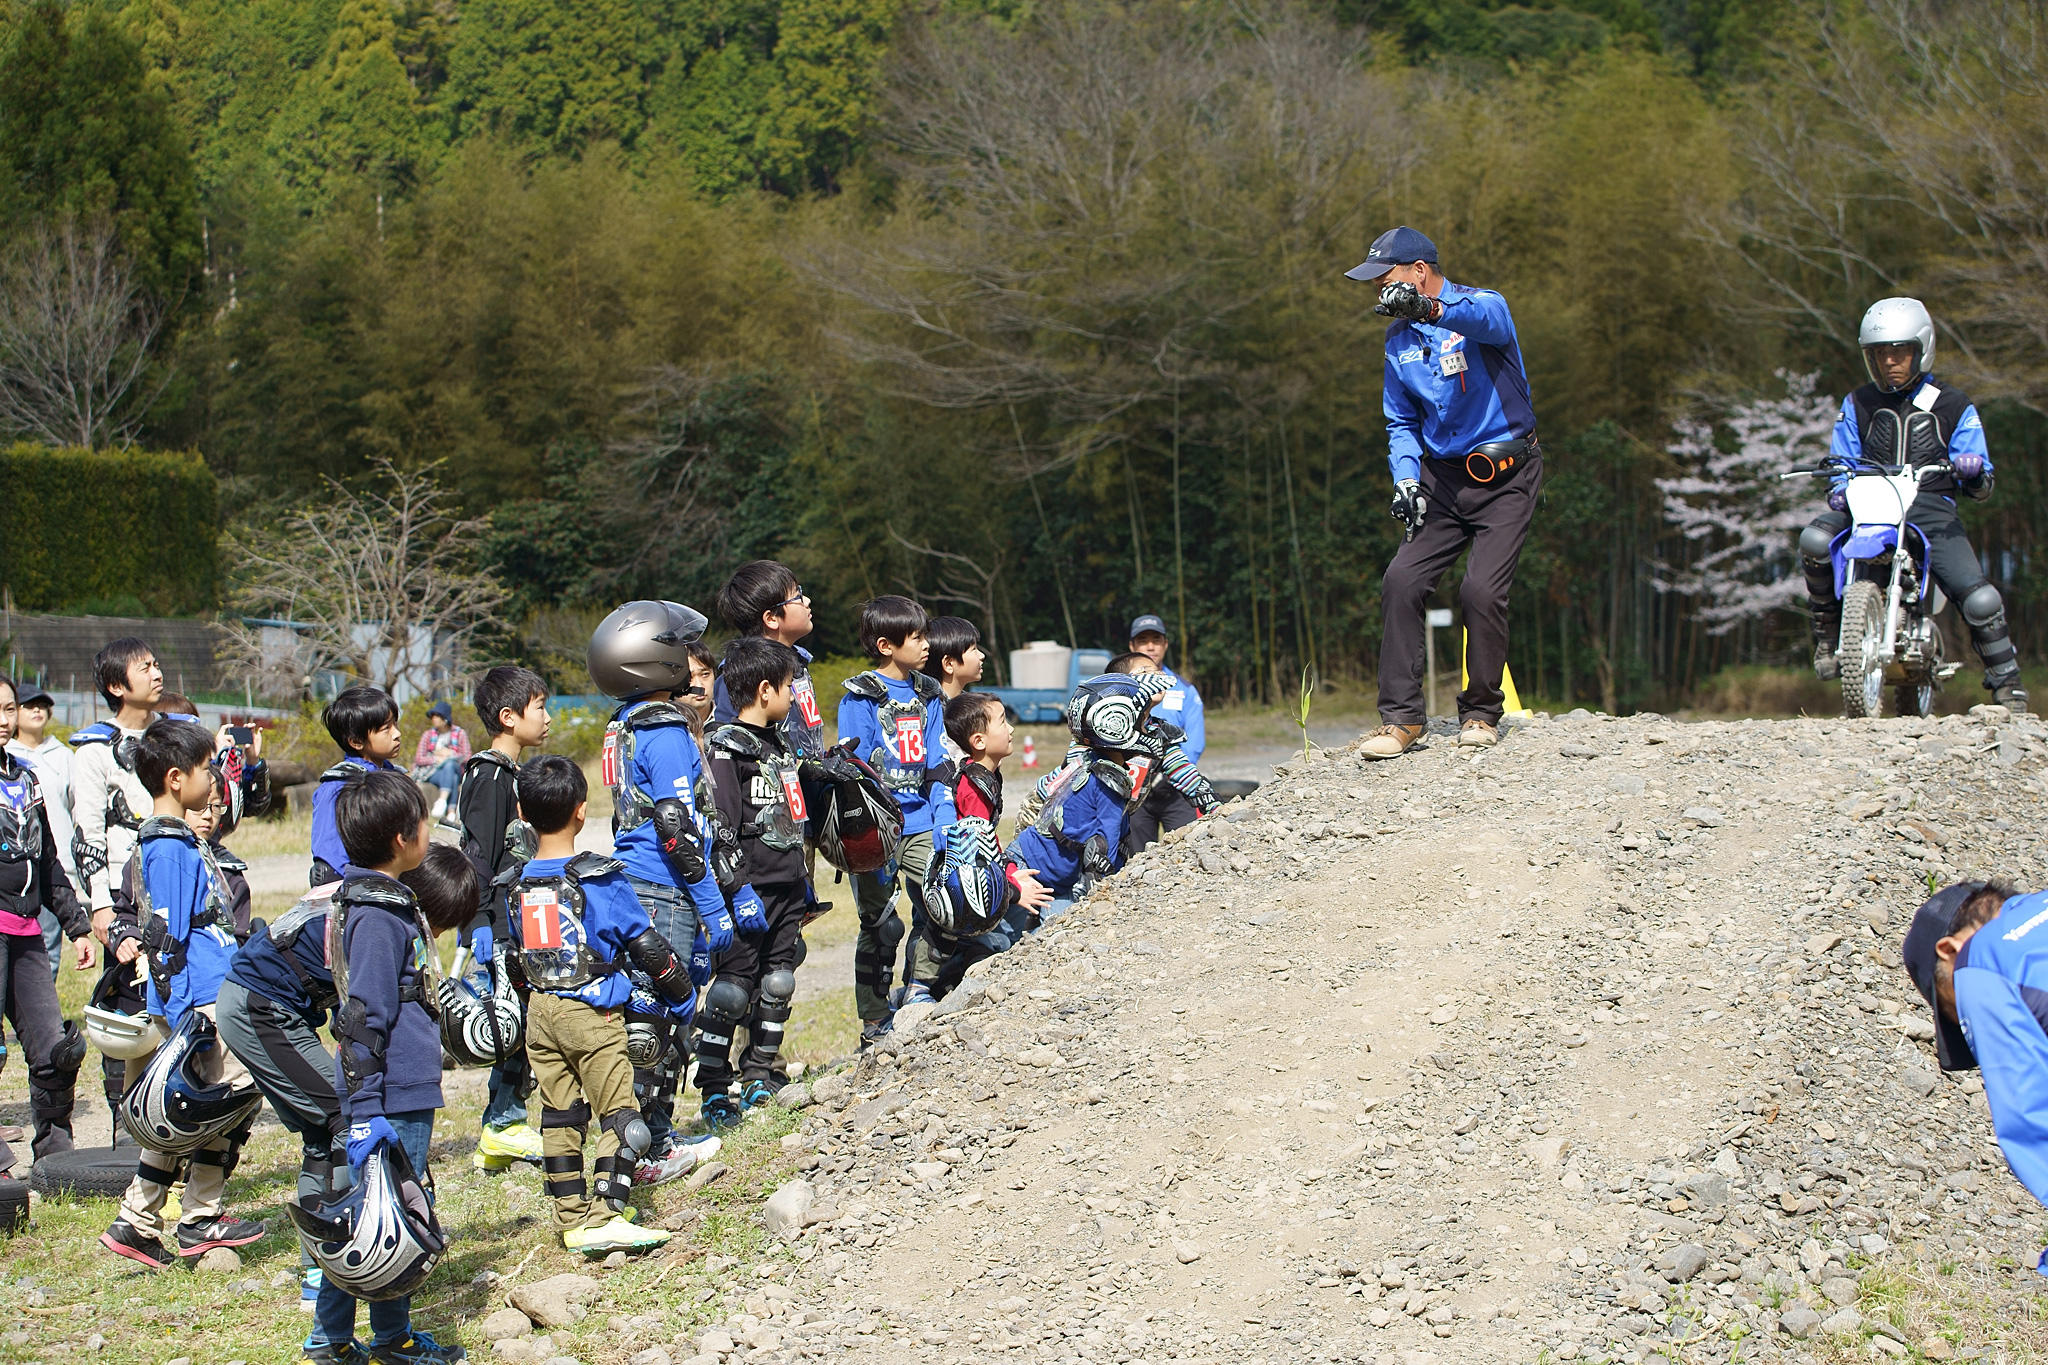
[687,928,712,987]
[1827,486,1848,513]
[469,925,493,966]
[731,887,769,935]
[1952,450,1985,481]
[346,1117,397,1172]
[700,900,735,955]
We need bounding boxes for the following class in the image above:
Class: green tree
[0,0,200,298]
[445,0,656,153]
[265,0,430,203]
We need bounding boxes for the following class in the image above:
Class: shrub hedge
[0,443,218,613]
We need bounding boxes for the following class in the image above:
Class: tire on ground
[29,1146,139,1200]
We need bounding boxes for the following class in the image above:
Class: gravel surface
[689,706,2048,1365]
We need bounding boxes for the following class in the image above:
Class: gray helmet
[1859,297,1936,393]
[588,600,708,699]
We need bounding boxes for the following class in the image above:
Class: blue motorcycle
[1787,457,1960,718]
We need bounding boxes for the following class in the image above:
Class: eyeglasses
[774,589,810,610]
[205,802,230,818]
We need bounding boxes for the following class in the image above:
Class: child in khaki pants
[508,756,711,1253]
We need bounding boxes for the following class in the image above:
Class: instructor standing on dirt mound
[1348,226,1541,760]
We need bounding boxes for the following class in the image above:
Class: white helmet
[1859,297,1936,392]
[85,970,166,1061]
[287,1140,446,1301]
[435,958,524,1069]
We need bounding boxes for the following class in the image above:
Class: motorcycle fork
[1883,532,1907,664]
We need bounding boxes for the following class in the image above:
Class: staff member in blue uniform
[1124,613,1206,851]
[1905,880,2048,1273]
[1348,226,1540,759]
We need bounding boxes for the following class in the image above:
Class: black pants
[1378,452,1543,726]
[0,931,79,1159]
[1803,495,2018,681]
[698,883,807,1091]
[1125,785,1200,858]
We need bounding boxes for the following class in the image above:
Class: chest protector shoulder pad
[710,724,806,851]
[0,759,46,865]
[513,854,626,991]
[602,702,691,834]
[327,877,438,1027]
[845,673,938,795]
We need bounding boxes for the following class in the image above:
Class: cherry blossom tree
[1654,371,1838,634]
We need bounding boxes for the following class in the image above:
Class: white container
[1009,641,1073,690]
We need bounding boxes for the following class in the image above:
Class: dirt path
[728,708,2048,1365]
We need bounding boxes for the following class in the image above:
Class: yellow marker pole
[1461,629,1531,720]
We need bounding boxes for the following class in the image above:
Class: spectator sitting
[412,702,470,824]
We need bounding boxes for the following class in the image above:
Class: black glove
[1389,479,1427,542]
[1375,281,1439,323]
[808,745,867,787]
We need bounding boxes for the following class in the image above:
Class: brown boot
[1458,719,1499,748]
[1359,723,1424,760]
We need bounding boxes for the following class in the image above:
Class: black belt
[1459,437,1536,484]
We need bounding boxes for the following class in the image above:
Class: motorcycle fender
[1833,525,1898,600]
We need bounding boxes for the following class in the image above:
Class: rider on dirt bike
[1801,297,2027,714]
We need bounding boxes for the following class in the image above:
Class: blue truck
[982,648,1111,724]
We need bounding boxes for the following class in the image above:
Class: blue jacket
[1382,281,1534,485]
[609,703,727,926]
[227,884,339,1027]
[1954,889,2048,1273]
[510,856,650,1010]
[836,671,956,838]
[336,871,443,1121]
[142,834,238,1028]
[1004,759,1132,897]
[1150,669,1205,765]
[310,756,400,882]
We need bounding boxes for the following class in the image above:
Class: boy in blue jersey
[712,561,827,759]
[1348,225,1541,758]
[1905,881,2048,1272]
[102,718,266,1270]
[587,600,735,1170]
[837,596,955,1045]
[311,687,405,886]
[508,755,708,1253]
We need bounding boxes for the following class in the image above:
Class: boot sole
[176,1227,267,1256]
[99,1230,173,1269]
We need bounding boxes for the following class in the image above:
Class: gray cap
[1128,614,1169,641]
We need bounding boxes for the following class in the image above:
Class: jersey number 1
[520,889,564,950]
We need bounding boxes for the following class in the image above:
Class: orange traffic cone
[1021,735,1038,768]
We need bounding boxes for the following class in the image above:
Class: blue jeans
[307,1110,435,1350]
[627,876,698,1144]
[423,759,461,797]
[482,1054,528,1129]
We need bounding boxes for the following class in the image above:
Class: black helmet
[624,981,677,1069]
[436,955,524,1069]
[587,600,708,699]
[119,1010,264,1154]
[287,1139,445,1301]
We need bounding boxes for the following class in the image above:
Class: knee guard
[594,1108,651,1210]
[190,1126,253,1180]
[1798,522,1838,563]
[1962,580,2019,669]
[876,910,905,956]
[745,970,797,1069]
[695,977,750,1052]
[1963,580,2008,629]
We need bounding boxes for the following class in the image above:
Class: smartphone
[227,725,255,748]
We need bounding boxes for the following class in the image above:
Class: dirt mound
[734,708,2048,1364]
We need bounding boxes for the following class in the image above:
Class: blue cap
[428,700,452,720]
[1902,880,1989,1071]
[1128,614,1169,641]
[1345,226,1437,281]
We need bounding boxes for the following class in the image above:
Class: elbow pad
[624,928,692,1004]
[650,798,707,884]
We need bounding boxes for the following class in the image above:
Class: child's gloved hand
[731,887,770,935]
[470,925,493,966]
[701,900,736,954]
[688,928,712,985]
[346,1117,398,1172]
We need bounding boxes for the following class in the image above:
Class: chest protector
[784,662,828,760]
[1852,382,1969,492]
[1030,755,1131,874]
[0,758,46,865]
[133,817,232,1002]
[602,702,703,835]
[513,854,626,991]
[709,724,807,852]
[327,878,440,1031]
[74,723,144,832]
[266,885,340,1012]
[844,672,940,795]
[955,762,1004,825]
